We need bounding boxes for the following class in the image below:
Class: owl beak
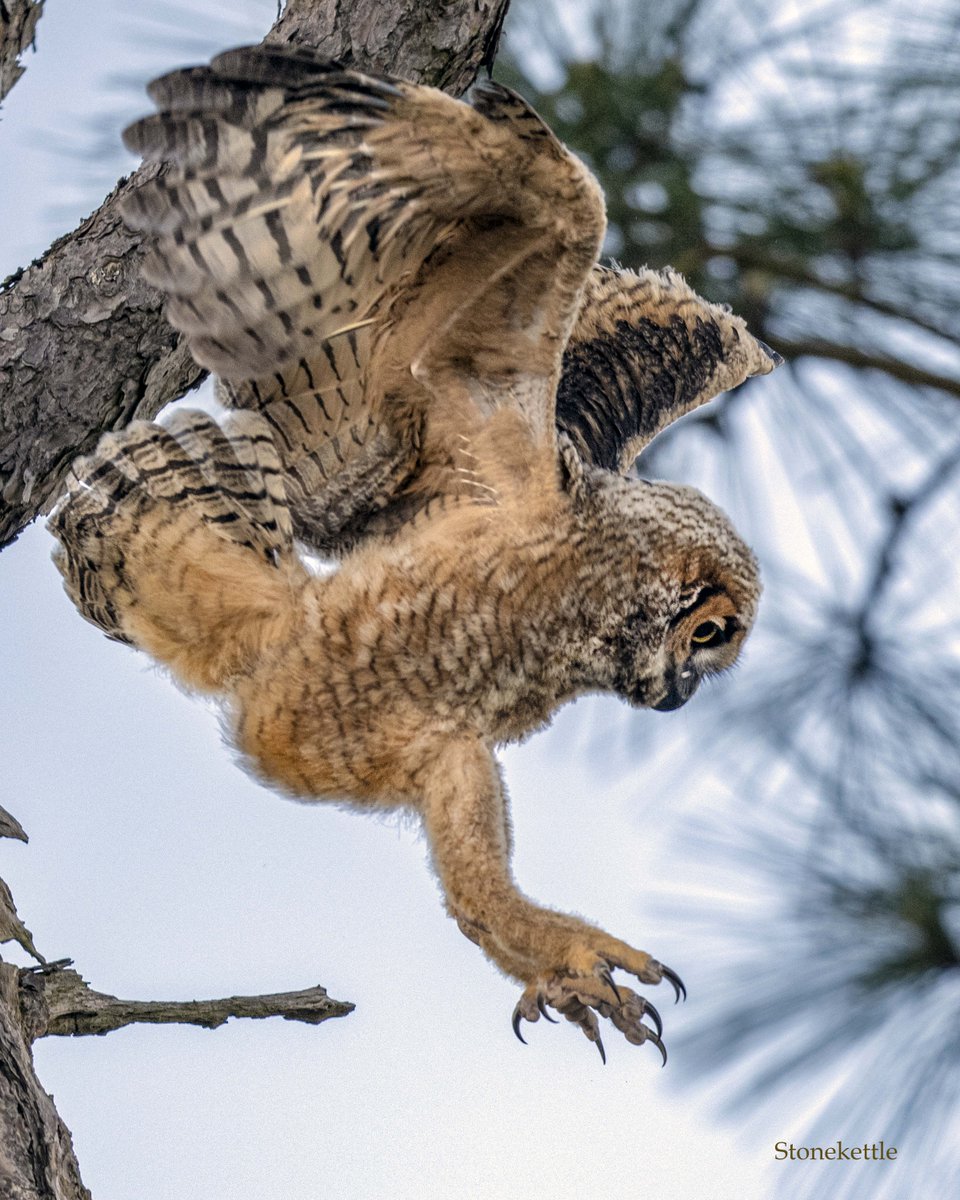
[755,339,785,370]
[651,665,701,711]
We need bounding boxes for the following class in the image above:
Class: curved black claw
[511,1005,527,1045]
[660,964,687,1003]
[536,994,558,1023]
[595,1034,607,1065]
[643,998,664,1040]
[599,966,622,1004]
[646,1029,668,1068]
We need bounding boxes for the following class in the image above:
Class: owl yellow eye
[691,620,725,648]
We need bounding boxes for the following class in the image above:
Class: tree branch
[36,966,354,1037]
[776,336,960,398]
[0,802,28,841]
[1,828,351,1198]
[0,0,510,550]
[725,238,954,346]
[0,876,44,964]
[0,0,44,103]
[270,0,508,93]
[1,956,352,1200]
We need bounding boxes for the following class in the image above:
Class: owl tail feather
[48,409,308,692]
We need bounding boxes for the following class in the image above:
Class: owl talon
[512,969,674,1063]
[537,994,558,1023]
[657,963,687,1003]
[646,1029,668,1067]
[599,965,622,1004]
[642,998,663,1040]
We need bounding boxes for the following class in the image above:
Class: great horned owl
[50,46,780,1062]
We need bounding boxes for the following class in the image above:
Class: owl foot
[511,960,683,1064]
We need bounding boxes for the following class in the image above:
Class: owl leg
[420,737,679,1061]
[49,410,307,692]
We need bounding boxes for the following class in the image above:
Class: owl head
[568,466,761,713]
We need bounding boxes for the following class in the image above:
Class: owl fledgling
[49,46,780,1062]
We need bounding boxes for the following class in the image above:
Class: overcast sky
[0,3,913,1198]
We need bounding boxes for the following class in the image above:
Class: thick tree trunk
[0,0,510,549]
[0,964,90,1200]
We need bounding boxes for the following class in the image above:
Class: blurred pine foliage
[499,3,960,1196]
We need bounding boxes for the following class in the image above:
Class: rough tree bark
[0,0,43,103]
[0,0,509,549]
[0,1,511,1195]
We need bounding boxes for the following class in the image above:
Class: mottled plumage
[50,46,780,1061]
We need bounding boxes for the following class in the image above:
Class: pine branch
[774,336,960,399]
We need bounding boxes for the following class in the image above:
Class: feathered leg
[418,736,677,1062]
[48,409,308,692]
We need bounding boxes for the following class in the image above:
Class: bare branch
[37,966,354,1037]
[0,803,27,841]
[1,953,351,1198]
[1,955,350,1198]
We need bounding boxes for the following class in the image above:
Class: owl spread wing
[121,46,606,550]
[557,265,782,475]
